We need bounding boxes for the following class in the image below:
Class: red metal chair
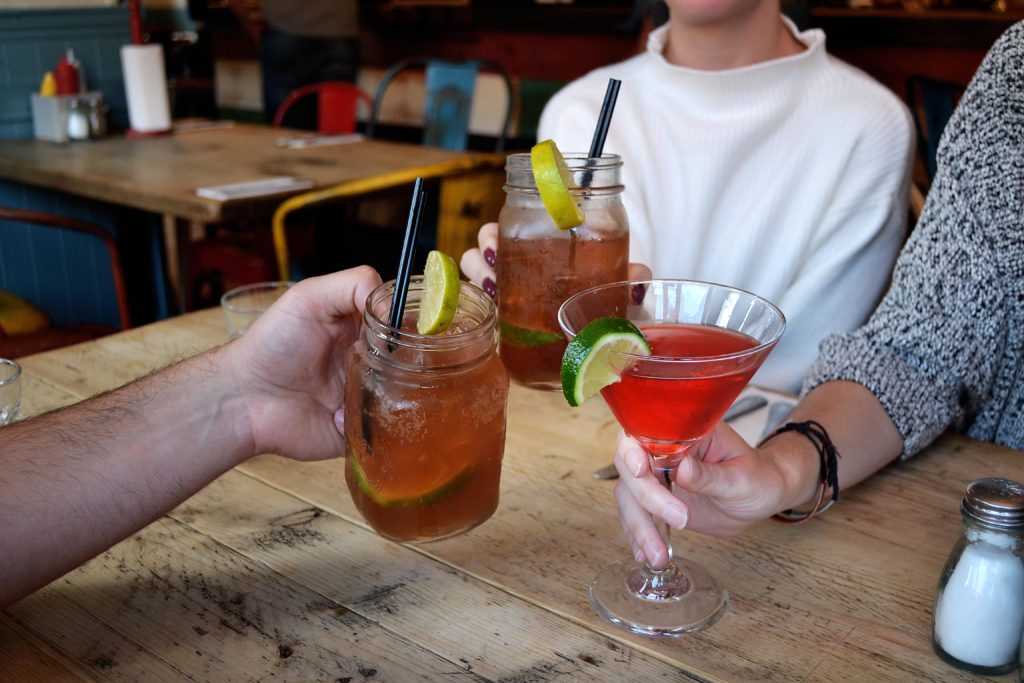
[271,81,373,134]
[0,206,131,358]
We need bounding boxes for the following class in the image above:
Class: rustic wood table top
[2,308,1020,681]
[0,124,504,224]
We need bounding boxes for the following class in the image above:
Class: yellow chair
[271,165,505,282]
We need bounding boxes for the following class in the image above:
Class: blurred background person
[260,0,360,129]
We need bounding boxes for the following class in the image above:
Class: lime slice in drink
[561,317,651,407]
[417,250,461,335]
[531,139,585,230]
[499,320,563,348]
[347,451,471,508]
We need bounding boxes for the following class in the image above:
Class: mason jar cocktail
[344,276,509,543]
[498,153,629,390]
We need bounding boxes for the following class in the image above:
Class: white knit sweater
[538,19,914,392]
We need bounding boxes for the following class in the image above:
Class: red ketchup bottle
[54,49,81,95]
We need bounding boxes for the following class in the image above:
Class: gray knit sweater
[803,23,1024,458]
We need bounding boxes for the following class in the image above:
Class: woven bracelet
[763,420,840,524]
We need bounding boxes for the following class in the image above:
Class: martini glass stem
[627,458,689,600]
[650,465,675,567]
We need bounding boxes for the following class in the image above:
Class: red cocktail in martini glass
[558,279,785,636]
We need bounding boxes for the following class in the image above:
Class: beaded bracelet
[762,420,840,524]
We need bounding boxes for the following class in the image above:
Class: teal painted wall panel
[0,180,122,329]
[0,7,132,139]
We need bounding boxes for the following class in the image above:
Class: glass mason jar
[344,276,509,543]
[497,153,629,390]
[933,477,1024,675]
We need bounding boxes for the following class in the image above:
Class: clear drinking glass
[343,276,510,543]
[558,279,785,636]
[220,281,294,340]
[0,358,22,425]
[497,153,629,391]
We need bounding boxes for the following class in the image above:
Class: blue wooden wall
[0,7,132,139]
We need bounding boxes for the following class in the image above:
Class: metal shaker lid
[961,477,1024,530]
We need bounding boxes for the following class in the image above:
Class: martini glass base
[589,556,728,637]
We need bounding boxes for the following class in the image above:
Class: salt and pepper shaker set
[932,477,1024,676]
[66,95,109,141]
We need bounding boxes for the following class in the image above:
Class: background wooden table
[2,308,1021,681]
[0,124,504,225]
[0,125,505,309]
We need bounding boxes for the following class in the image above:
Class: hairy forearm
[0,345,252,607]
[768,380,904,512]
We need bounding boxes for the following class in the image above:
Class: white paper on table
[276,133,365,149]
[195,176,315,201]
[729,386,798,447]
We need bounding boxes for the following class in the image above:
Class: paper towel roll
[120,44,171,133]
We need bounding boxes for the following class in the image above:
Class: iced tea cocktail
[498,153,628,391]
[344,277,509,542]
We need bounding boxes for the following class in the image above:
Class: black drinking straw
[589,78,621,159]
[387,177,426,342]
[581,78,621,188]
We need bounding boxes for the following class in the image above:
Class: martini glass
[558,279,785,636]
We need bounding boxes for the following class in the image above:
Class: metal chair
[0,206,131,356]
[272,81,373,134]
[366,59,515,152]
[271,165,505,283]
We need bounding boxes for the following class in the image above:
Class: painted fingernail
[663,504,687,530]
[631,283,647,305]
[484,247,497,267]
[482,277,497,299]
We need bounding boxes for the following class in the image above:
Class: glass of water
[220,281,294,340]
[0,358,22,425]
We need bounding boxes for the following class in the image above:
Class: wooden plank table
[3,308,1022,681]
[0,124,505,308]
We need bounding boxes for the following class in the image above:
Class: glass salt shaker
[933,477,1024,675]
[66,97,90,141]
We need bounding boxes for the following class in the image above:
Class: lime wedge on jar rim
[417,250,461,335]
[561,317,651,407]
[531,139,585,230]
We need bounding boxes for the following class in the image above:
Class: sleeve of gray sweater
[802,22,1024,458]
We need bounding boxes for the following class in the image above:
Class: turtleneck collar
[643,16,828,105]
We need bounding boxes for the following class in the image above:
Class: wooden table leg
[161,214,194,314]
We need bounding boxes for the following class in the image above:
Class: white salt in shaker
[933,477,1024,675]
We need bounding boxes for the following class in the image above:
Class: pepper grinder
[933,477,1024,675]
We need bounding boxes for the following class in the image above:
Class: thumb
[293,265,383,321]
[628,262,652,281]
[675,454,735,499]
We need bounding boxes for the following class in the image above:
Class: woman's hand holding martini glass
[558,279,785,636]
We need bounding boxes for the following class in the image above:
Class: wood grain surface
[0,125,504,224]
[2,308,1021,682]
